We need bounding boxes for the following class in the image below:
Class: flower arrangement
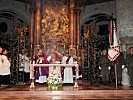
[47,67,63,90]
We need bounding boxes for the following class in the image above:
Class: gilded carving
[42,6,69,45]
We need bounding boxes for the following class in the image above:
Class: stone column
[69,2,76,56]
[30,8,35,47]
[76,9,80,48]
[30,0,36,58]
[116,0,133,50]
[76,9,81,61]
[35,0,42,49]
[30,8,35,58]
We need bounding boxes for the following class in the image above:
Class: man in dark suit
[125,47,133,87]
[99,49,111,85]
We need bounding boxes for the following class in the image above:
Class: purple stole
[66,56,71,64]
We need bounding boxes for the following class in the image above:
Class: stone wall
[0,0,30,34]
[80,1,116,39]
[0,0,30,23]
[80,0,133,51]
[116,0,133,37]
[116,0,133,51]
[80,1,116,25]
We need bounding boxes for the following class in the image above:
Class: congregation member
[0,48,11,86]
[125,47,133,87]
[99,49,111,85]
[34,49,48,83]
[61,51,74,83]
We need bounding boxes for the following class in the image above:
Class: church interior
[0,0,133,99]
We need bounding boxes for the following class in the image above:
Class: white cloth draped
[122,68,130,86]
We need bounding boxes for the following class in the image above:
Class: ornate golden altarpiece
[41,1,69,55]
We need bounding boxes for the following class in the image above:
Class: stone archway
[0,9,30,84]
[81,13,111,84]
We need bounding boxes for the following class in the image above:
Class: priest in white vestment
[62,52,74,83]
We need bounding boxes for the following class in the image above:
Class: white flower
[47,69,63,87]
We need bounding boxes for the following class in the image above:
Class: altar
[30,63,79,88]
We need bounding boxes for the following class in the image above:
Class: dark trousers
[101,68,110,82]
[117,66,122,84]
[1,75,10,85]
[127,67,133,85]
[24,72,30,83]
[0,75,2,85]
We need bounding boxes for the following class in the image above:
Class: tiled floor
[0,82,133,100]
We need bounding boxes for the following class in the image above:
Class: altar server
[21,51,30,83]
[0,48,11,85]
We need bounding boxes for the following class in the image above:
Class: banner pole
[114,62,118,90]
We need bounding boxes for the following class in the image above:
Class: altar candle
[33,60,35,66]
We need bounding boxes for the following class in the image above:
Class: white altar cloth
[30,63,79,80]
[30,63,79,88]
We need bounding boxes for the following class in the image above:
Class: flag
[108,18,120,61]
